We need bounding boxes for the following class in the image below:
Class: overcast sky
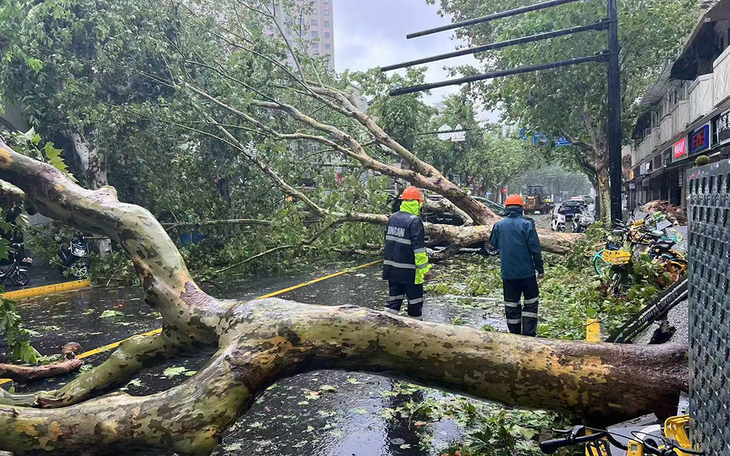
[333,0,498,121]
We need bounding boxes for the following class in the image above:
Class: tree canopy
[429,0,699,218]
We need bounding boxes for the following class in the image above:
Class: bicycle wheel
[593,251,612,278]
[11,270,29,287]
[70,263,89,278]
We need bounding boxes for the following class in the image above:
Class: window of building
[324,21,330,27]
[325,43,331,50]
[323,0,329,3]
[311,19,317,26]
[323,9,329,16]
[312,31,318,38]
[312,7,317,14]
[324,32,330,38]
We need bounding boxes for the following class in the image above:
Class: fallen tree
[0,138,689,455]
[0,342,81,383]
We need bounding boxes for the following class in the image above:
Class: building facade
[624,0,730,211]
[273,0,335,70]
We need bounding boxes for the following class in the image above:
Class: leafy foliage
[1,129,73,178]
[0,297,40,364]
[382,381,578,456]
[426,223,663,340]
[430,0,699,216]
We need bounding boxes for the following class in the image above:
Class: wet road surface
[6,260,507,456]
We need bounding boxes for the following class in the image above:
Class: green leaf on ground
[100,310,124,318]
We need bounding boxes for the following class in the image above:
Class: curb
[2,280,92,300]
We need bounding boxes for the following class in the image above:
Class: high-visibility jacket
[382,201,432,284]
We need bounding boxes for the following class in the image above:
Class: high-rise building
[272,0,335,70]
[306,0,334,69]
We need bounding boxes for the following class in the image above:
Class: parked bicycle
[594,218,687,291]
[593,227,632,294]
[540,423,702,456]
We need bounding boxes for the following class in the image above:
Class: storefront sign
[689,123,711,155]
[713,109,730,146]
[673,137,688,161]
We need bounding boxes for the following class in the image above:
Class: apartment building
[273,0,335,70]
[623,0,730,210]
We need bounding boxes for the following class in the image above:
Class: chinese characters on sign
[713,109,730,146]
[673,137,687,162]
[689,123,710,155]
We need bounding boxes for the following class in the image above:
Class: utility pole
[607,0,623,223]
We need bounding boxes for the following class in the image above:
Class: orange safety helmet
[504,194,525,207]
[400,187,424,202]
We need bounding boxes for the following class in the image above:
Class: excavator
[524,185,554,214]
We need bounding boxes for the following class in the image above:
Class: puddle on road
[7,262,507,456]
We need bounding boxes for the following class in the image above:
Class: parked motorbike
[58,232,90,278]
[0,243,31,286]
[572,209,595,233]
[551,206,567,232]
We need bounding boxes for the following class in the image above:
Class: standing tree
[430,0,699,221]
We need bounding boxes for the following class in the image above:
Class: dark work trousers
[385,281,424,317]
[502,276,540,337]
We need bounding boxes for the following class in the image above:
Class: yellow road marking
[256,260,381,299]
[2,280,91,300]
[0,260,382,385]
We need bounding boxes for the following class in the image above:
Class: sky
[333,0,499,122]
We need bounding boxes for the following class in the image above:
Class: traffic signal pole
[606,0,623,223]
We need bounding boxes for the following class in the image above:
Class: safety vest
[382,211,428,284]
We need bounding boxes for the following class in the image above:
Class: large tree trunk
[69,132,107,190]
[596,172,612,224]
[0,141,687,455]
[70,131,112,255]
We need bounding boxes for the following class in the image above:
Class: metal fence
[687,160,730,455]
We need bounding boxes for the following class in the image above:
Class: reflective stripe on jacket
[383,201,431,284]
[489,206,544,280]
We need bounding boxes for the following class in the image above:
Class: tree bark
[0,141,688,455]
[0,343,82,383]
[596,172,612,224]
[69,132,107,190]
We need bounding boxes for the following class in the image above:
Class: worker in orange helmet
[489,194,544,337]
[382,186,432,320]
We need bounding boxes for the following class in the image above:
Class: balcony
[659,115,673,145]
[652,126,661,146]
[637,136,653,161]
[713,46,730,107]
[672,100,690,137]
[689,74,714,122]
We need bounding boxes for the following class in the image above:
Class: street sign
[533,132,549,146]
[555,137,571,146]
[437,124,453,141]
[452,124,466,142]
